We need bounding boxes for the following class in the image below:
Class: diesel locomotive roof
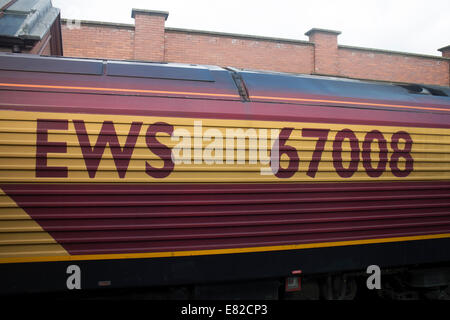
[0,52,449,107]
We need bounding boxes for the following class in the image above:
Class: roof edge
[60,18,135,29]
[339,44,450,61]
[165,27,314,45]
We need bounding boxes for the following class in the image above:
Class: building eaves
[0,0,60,40]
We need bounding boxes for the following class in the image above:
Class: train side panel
[0,54,449,294]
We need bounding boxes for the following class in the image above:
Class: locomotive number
[274,128,414,178]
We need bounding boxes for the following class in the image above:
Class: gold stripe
[1,233,450,264]
[1,110,449,183]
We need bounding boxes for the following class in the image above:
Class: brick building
[60,8,449,86]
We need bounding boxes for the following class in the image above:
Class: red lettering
[73,120,142,178]
[362,130,388,178]
[145,122,174,178]
[274,128,299,179]
[36,119,68,178]
[390,131,414,177]
[333,129,360,178]
[302,128,329,178]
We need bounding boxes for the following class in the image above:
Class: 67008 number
[275,128,414,179]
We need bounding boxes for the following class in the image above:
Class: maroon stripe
[4,192,449,208]
[60,226,450,255]
[4,181,449,194]
[1,90,450,128]
[2,181,450,255]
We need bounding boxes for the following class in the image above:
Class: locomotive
[0,53,449,299]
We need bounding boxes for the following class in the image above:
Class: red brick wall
[39,39,52,55]
[338,46,449,86]
[59,10,450,87]
[164,30,314,74]
[61,23,134,60]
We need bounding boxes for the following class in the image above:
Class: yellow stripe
[1,110,449,183]
[1,233,450,264]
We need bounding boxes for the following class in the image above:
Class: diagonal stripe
[0,188,69,259]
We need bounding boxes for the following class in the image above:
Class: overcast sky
[52,0,449,56]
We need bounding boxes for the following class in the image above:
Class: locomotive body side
[0,54,449,295]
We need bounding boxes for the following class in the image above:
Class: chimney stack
[305,28,341,76]
[132,9,169,62]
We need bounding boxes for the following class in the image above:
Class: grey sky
[52,0,450,56]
